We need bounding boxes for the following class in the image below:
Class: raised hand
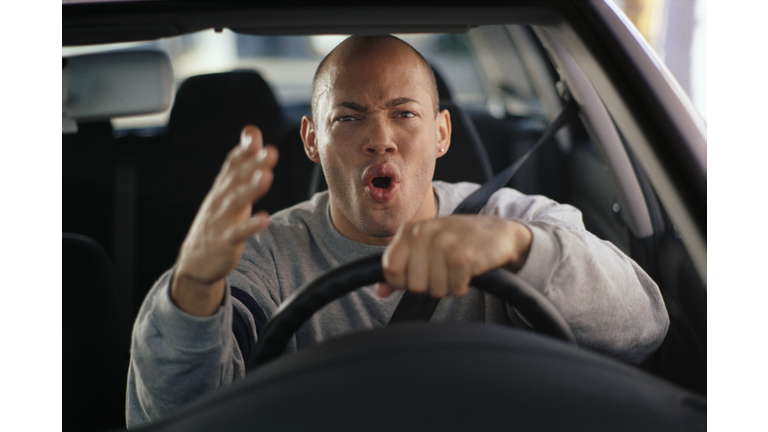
[171,126,279,317]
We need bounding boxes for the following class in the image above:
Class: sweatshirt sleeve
[125,269,244,429]
[486,188,669,364]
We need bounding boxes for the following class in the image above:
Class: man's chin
[360,224,399,240]
[356,216,402,241]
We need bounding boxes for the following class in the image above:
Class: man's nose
[363,118,398,155]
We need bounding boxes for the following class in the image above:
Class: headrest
[62,50,174,133]
[168,70,284,148]
[433,100,494,184]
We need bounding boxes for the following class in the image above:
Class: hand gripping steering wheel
[245,253,575,371]
[138,254,704,432]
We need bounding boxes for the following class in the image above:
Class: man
[126,36,668,427]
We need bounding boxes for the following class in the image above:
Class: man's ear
[435,108,451,159]
[301,116,321,164]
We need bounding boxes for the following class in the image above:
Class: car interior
[63,2,706,431]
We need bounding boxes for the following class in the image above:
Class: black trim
[231,287,269,365]
[387,291,440,324]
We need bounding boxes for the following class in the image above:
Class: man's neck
[329,185,438,246]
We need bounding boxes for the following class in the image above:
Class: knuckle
[429,283,447,299]
[225,146,240,163]
[402,221,419,238]
[382,250,404,274]
[220,225,238,245]
[224,146,244,168]
[382,265,404,288]
[447,273,470,296]
[432,232,457,251]
[446,248,471,268]
[231,184,249,204]
[381,264,397,279]
[418,220,440,237]
[258,169,274,189]
[216,174,234,194]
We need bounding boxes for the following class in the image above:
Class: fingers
[218,163,275,218]
[381,227,410,293]
[239,125,265,158]
[381,220,468,299]
[174,126,279,293]
[374,282,395,298]
[212,128,279,216]
[228,133,278,188]
[218,126,264,180]
[428,254,450,298]
[381,216,527,299]
[446,254,471,297]
[227,211,271,244]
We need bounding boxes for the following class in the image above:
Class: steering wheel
[140,255,705,432]
[246,253,575,371]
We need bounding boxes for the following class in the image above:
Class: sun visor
[62,50,173,133]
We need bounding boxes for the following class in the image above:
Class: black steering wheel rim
[246,253,575,371]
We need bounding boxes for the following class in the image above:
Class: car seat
[165,69,288,213]
[62,233,130,432]
[132,70,291,305]
[62,121,116,258]
[433,99,494,184]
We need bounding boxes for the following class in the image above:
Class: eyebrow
[335,101,368,112]
[387,97,420,108]
[335,97,421,112]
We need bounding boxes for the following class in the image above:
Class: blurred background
[61,0,707,131]
[614,0,707,121]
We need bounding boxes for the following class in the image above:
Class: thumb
[375,282,396,298]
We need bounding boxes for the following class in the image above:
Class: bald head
[311,35,439,120]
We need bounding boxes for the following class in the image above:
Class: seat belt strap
[452,97,578,214]
[387,97,578,325]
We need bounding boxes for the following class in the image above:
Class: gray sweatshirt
[126,181,669,428]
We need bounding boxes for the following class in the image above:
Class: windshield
[62,30,499,132]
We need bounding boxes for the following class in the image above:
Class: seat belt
[388,96,578,324]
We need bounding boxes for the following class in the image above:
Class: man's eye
[396,111,416,118]
[335,115,356,122]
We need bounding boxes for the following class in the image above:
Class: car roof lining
[63,4,565,46]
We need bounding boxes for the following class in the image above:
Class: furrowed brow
[336,101,369,112]
[387,97,419,108]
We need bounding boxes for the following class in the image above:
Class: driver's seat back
[62,233,129,431]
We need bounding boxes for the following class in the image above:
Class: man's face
[303,39,450,245]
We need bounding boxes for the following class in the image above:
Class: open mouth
[371,176,392,189]
[363,164,400,203]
